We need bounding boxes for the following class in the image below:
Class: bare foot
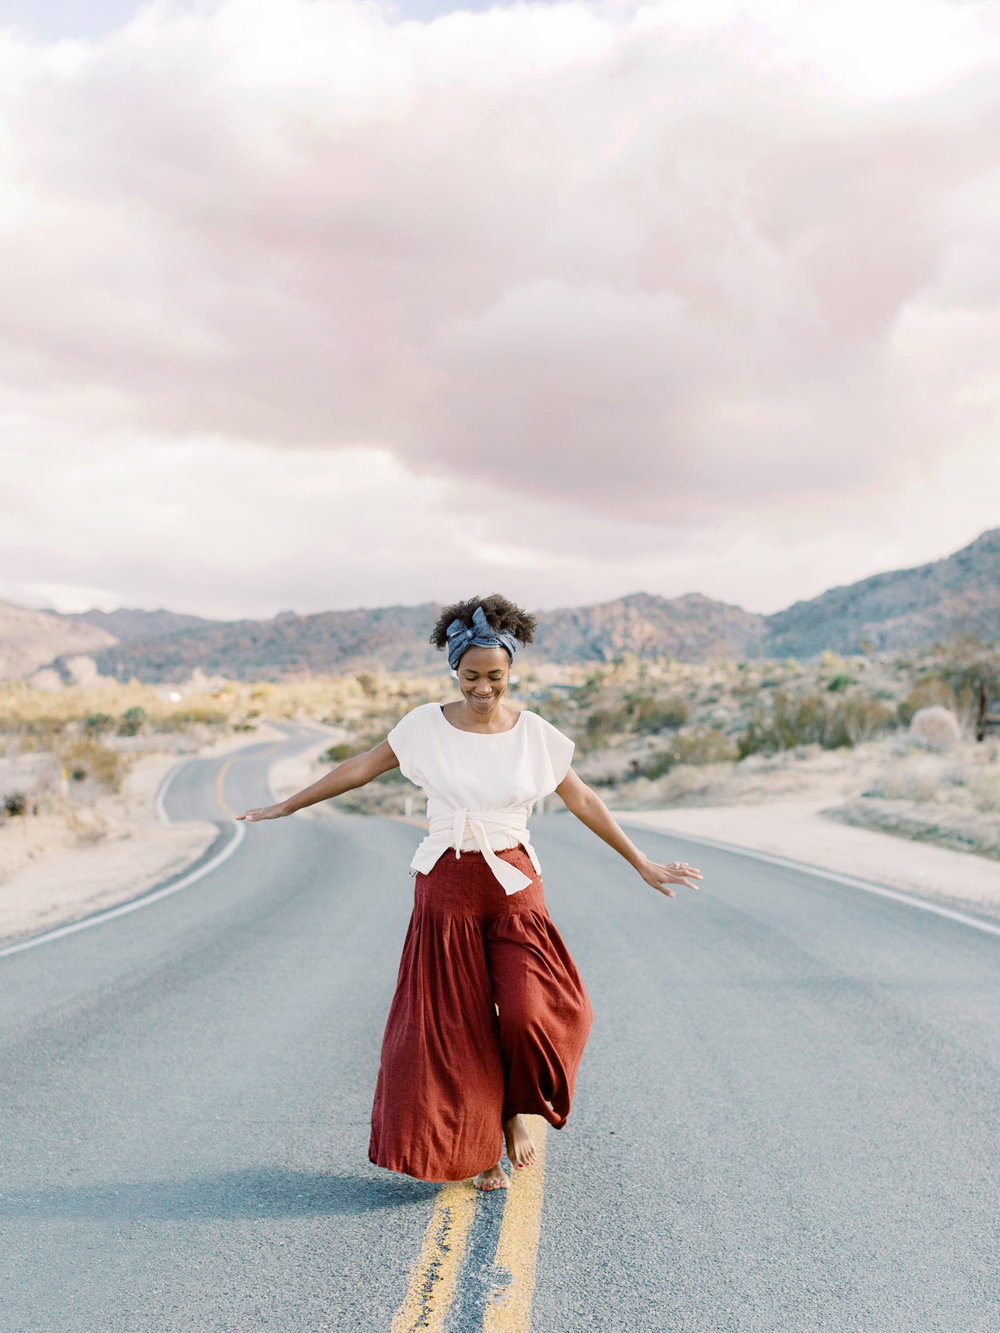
[503,1115,537,1171]
[473,1163,510,1192]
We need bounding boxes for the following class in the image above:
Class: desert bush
[323,743,353,763]
[872,756,956,803]
[739,688,894,755]
[3,792,28,817]
[918,637,999,731]
[581,707,629,750]
[575,668,614,705]
[56,738,131,792]
[826,695,895,747]
[757,690,829,750]
[83,712,116,735]
[826,672,853,693]
[910,706,962,751]
[154,707,228,732]
[628,694,690,733]
[672,728,739,765]
[897,678,957,726]
[4,715,68,746]
[965,768,1000,812]
[117,705,149,736]
[355,672,380,699]
[644,727,738,777]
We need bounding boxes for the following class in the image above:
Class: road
[1,729,998,1332]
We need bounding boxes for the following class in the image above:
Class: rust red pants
[368,846,593,1182]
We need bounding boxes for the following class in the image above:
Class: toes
[474,1168,510,1191]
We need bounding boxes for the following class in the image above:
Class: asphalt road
[1,730,998,1332]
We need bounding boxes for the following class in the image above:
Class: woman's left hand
[637,857,703,897]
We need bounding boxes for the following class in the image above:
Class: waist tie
[428,809,534,896]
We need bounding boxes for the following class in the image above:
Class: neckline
[437,703,524,736]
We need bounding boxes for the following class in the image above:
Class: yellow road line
[483,1115,549,1333]
[391,1180,478,1332]
[214,756,237,817]
[214,743,282,818]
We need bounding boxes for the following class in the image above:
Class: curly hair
[429,593,537,651]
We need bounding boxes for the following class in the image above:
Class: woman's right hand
[235,802,289,822]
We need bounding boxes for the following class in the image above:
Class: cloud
[3,398,998,621]
[1,0,999,615]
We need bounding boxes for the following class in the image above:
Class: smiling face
[456,644,511,713]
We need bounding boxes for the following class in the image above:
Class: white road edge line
[154,757,190,824]
[618,819,1000,940]
[0,790,246,962]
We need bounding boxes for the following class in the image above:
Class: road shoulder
[616,800,1000,917]
[0,726,287,947]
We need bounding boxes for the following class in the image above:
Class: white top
[386,702,576,894]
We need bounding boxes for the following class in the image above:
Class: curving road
[1,730,998,1332]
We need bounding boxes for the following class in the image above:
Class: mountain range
[2,527,996,684]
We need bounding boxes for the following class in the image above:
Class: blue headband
[446,605,518,671]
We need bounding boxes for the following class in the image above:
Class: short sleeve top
[386,702,575,892]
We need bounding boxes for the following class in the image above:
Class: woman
[237,595,702,1192]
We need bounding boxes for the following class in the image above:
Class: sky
[1,0,998,623]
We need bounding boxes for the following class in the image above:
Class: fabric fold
[369,846,593,1182]
[412,807,537,894]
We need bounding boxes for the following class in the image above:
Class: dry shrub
[56,738,132,792]
[83,713,116,735]
[644,727,738,777]
[323,743,353,763]
[580,707,628,752]
[909,706,962,752]
[154,706,229,732]
[965,768,1000,813]
[739,688,895,756]
[826,672,853,692]
[827,695,895,747]
[116,706,148,736]
[897,678,957,726]
[876,755,957,803]
[629,694,690,732]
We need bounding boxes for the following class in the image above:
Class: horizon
[15,519,996,624]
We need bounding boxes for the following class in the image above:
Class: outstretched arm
[553,767,702,898]
[236,740,400,821]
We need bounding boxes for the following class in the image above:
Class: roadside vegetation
[1,636,997,857]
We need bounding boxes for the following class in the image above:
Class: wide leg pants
[368,846,593,1182]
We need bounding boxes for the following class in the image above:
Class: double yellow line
[392,1116,549,1332]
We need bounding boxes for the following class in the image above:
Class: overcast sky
[1,0,998,622]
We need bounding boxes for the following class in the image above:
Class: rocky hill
[0,601,116,682]
[76,593,760,683]
[533,592,764,663]
[3,526,996,683]
[87,603,445,682]
[762,527,1000,657]
[68,607,222,642]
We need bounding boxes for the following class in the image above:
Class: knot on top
[445,605,518,672]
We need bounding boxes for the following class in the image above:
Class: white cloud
[1,0,998,618]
